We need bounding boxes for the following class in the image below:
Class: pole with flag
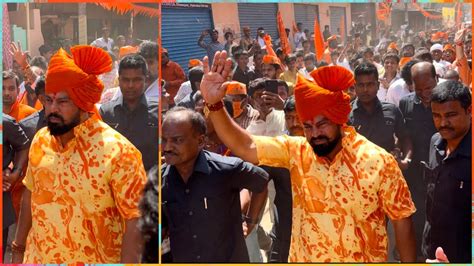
[277,11,291,55]
[313,16,324,62]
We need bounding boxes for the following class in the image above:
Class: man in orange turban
[262,54,283,79]
[442,44,455,64]
[199,50,417,262]
[118,45,138,59]
[11,45,146,264]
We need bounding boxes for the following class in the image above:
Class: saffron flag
[277,12,291,55]
[313,16,324,62]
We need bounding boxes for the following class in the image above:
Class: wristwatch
[203,100,224,117]
[242,214,257,225]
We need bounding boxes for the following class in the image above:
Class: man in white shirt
[431,43,451,77]
[91,27,114,53]
[386,59,419,106]
[298,53,316,81]
[377,53,400,102]
[294,23,307,50]
[257,27,267,50]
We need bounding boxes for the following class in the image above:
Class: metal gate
[329,6,346,37]
[238,3,279,41]
[162,3,213,72]
[294,4,320,34]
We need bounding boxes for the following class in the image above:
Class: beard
[47,112,81,136]
[310,130,342,157]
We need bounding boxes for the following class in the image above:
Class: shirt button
[189,211,193,216]
[185,188,190,194]
[196,255,201,260]
[192,234,197,239]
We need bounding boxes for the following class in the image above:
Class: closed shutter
[329,6,346,37]
[294,4,319,34]
[162,4,213,73]
[238,3,278,40]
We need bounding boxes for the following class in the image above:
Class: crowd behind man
[161,14,472,264]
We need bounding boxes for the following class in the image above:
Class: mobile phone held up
[265,79,279,94]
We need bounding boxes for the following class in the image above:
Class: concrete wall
[211,3,240,43]
[9,5,44,57]
[319,3,352,34]
[278,2,295,48]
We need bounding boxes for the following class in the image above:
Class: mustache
[47,113,65,122]
[439,127,454,131]
[311,136,330,143]
[163,151,177,156]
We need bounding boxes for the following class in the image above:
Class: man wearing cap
[11,46,146,263]
[430,43,450,77]
[200,50,416,262]
[224,81,260,130]
[198,29,225,65]
[177,66,205,110]
[261,55,283,80]
[174,60,203,104]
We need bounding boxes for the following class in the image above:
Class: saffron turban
[443,44,455,52]
[226,81,247,95]
[262,55,282,69]
[388,42,398,51]
[46,45,112,112]
[119,45,138,58]
[294,66,355,124]
[188,59,203,68]
[399,56,411,68]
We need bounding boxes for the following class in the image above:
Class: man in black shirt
[232,50,256,88]
[100,54,158,171]
[398,62,438,260]
[161,107,268,262]
[422,80,471,263]
[349,62,413,168]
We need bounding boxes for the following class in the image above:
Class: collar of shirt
[162,150,212,179]
[117,94,148,112]
[352,98,383,113]
[434,126,472,159]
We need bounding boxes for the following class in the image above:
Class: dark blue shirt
[162,150,268,262]
[422,127,471,262]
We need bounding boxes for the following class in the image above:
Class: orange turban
[119,45,138,58]
[388,42,398,51]
[262,55,282,69]
[431,32,448,42]
[226,81,247,95]
[294,66,354,124]
[46,45,112,112]
[443,44,455,52]
[399,56,411,68]
[188,59,203,68]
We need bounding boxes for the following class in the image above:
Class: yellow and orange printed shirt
[253,126,415,262]
[22,116,147,263]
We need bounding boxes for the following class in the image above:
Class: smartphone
[265,79,279,94]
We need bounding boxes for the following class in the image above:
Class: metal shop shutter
[162,5,213,73]
[294,4,320,34]
[238,3,279,41]
[329,6,346,37]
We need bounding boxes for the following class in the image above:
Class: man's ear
[197,134,207,150]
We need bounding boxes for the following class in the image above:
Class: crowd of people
[2,4,472,264]
[161,14,472,263]
[3,24,159,262]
